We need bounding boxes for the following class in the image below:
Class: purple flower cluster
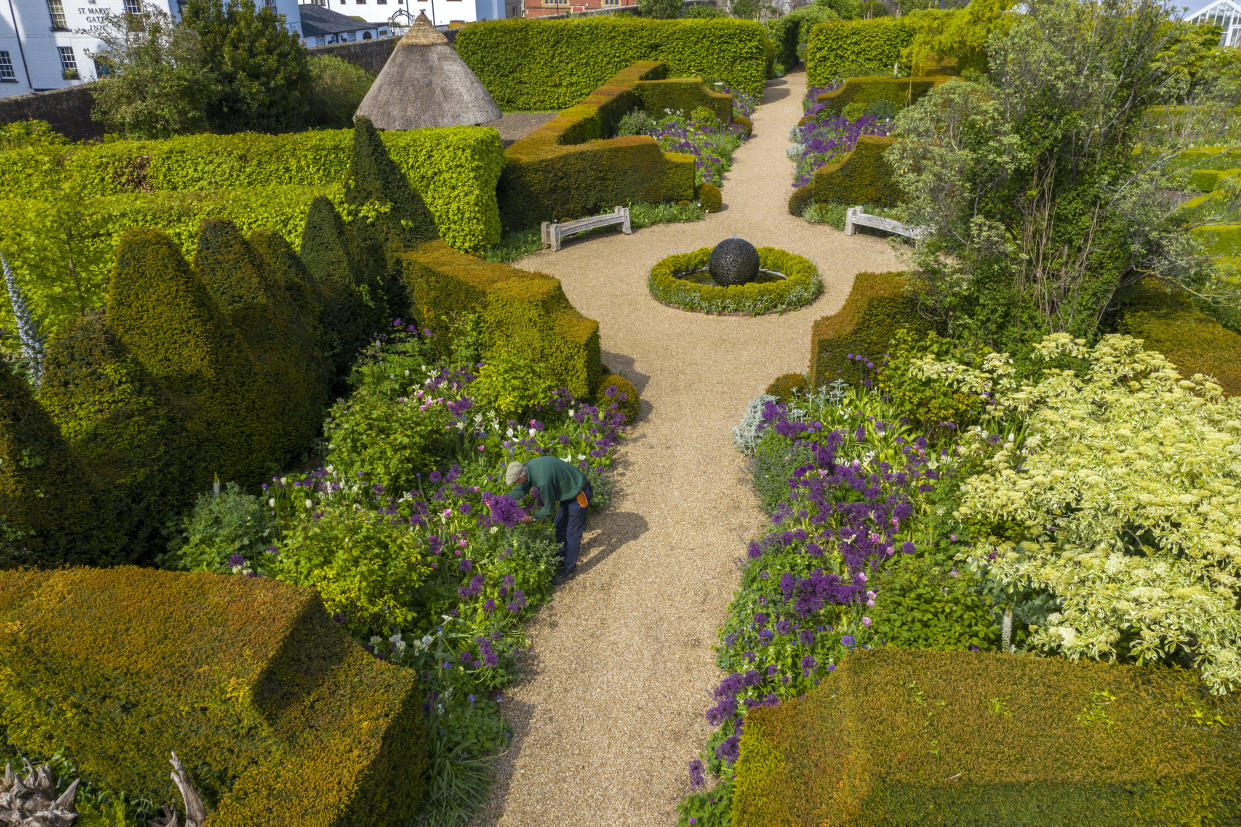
[792,113,892,188]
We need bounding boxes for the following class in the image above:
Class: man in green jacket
[506,456,593,582]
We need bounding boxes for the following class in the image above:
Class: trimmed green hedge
[812,76,947,116]
[806,17,927,86]
[809,270,927,386]
[733,648,1241,825]
[455,18,770,111]
[1166,145,1241,174]
[1187,167,1240,193]
[0,359,117,568]
[4,128,504,253]
[1194,223,1241,257]
[401,240,601,398]
[1117,279,1241,396]
[499,62,699,229]
[0,566,426,826]
[807,135,900,209]
[648,247,822,315]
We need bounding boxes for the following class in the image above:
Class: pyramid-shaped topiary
[106,226,261,487]
[347,117,436,316]
[0,358,118,567]
[193,219,323,460]
[38,312,191,563]
[300,196,382,381]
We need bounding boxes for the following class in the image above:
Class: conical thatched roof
[355,12,501,130]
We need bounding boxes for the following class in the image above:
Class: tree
[887,0,1241,350]
[88,3,220,138]
[182,0,310,133]
[638,0,683,18]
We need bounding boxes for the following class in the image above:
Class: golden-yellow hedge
[733,648,1241,825]
[809,271,927,386]
[0,567,426,825]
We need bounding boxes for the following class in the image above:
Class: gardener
[506,456,593,582]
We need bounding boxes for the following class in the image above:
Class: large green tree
[182,0,311,133]
[887,0,1241,349]
[88,4,220,138]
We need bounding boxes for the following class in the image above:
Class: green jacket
[512,455,587,519]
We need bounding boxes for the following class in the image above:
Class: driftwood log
[0,759,80,827]
[149,753,205,827]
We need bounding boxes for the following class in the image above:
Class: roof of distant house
[1178,0,1241,18]
[298,4,380,37]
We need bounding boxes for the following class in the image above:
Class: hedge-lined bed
[805,17,936,86]
[733,649,1241,825]
[648,247,821,315]
[455,18,770,111]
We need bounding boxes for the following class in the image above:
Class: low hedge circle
[648,246,822,315]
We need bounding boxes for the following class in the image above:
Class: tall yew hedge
[455,18,771,111]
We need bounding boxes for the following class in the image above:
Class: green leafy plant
[470,349,556,421]
[162,481,272,573]
[307,54,375,128]
[868,555,1000,650]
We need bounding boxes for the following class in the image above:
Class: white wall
[0,0,303,98]
[0,0,34,93]
[318,0,502,28]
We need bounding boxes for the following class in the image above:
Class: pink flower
[862,616,872,627]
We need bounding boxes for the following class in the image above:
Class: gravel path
[474,68,906,826]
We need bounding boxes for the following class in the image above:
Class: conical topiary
[193,219,323,460]
[249,229,331,404]
[0,358,118,567]
[106,226,261,487]
[300,196,381,380]
[38,312,191,563]
[347,116,434,314]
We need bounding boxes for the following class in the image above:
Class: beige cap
[505,461,526,486]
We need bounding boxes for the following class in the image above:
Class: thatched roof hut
[355,13,501,130]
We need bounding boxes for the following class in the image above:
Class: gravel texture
[473,68,907,826]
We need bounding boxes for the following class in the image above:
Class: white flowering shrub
[951,334,1241,692]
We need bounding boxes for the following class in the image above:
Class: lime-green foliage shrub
[809,135,900,208]
[811,76,947,116]
[455,18,770,111]
[106,227,262,488]
[932,334,1241,691]
[596,372,640,424]
[1118,279,1241,396]
[806,17,928,85]
[696,181,722,212]
[868,556,1000,650]
[4,127,503,253]
[733,649,1241,825]
[875,329,992,433]
[0,567,427,826]
[470,349,558,421]
[401,241,601,399]
[193,219,324,461]
[163,482,273,574]
[809,271,928,386]
[0,359,116,568]
[648,247,821,314]
[268,499,435,636]
[37,312,189,562]
[500,62,703,228]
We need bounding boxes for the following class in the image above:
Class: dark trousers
[553,479,592,572]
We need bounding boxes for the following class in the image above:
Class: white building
[0,0,303,98]
[302,0,504,32]
[1182,0,1241,47]
[298,3,387,44]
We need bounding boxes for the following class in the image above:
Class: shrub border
[648,247,821,315]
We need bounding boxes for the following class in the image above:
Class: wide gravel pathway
[474,68,906,826]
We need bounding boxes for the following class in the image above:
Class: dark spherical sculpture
[708,237,760,286]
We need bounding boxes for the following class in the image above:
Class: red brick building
[523,0,637,18]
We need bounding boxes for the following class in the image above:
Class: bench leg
[844,206,859,236]
[541,222,552,249]
[619,206,632,234]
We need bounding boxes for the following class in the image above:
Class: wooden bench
[541,206,632,251]
[844,206,929,242]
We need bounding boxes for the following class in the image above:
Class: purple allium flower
[841,635,856,647]
[689,759,705,789]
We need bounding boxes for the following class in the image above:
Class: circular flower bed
[648,247,822,315]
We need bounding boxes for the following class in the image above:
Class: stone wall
[0,85,102,140]
[307,28,459,76]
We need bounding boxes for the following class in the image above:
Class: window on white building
[47,0,68,29]
[0,52,15,82]
[58,46,78,78]
[123,0,141,12]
